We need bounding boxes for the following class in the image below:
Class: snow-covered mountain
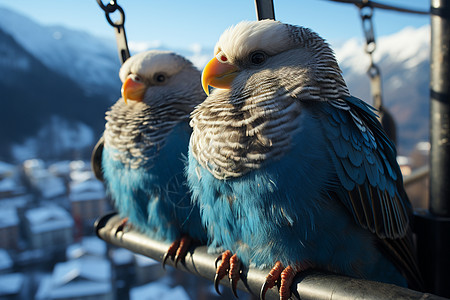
[0,7,120,98]
[0,5,430,160]
[0,26,110,162]
[0,6,213,98]
[335,25,430,154]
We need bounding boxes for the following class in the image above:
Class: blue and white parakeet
[100,50,206,265]
[187,20,422,299]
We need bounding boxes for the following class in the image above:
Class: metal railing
[95,213,448,300]
[403,165,430,187]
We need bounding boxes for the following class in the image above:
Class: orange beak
[201,57,239,95]
[121,76,146,104]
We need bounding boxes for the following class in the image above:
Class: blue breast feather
[187,96,406,286]
[103,122,205,243]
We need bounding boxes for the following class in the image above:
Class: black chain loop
[359,3,381,103]
[358,3,397,144]
[97,0,130,64]
[360,5,376,54]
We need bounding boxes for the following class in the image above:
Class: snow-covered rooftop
[69,179,105,202]
[52,257,111,286]
[0,273,25,296]
[70,170,96,183]
[23,159,45,173]
[0,161,15,177]
[70,179,103,194]
[70,160,87,171]
[134,253,159,267]
[66,236,107,260]
[0,249,13,271]
[0,207,19,228]
[111,247,134,266]
[22,159,67,198]
[36,269,112,300]
[0,177,26,194]
[69,180,105,201]
[48,160,72,177]
[37,175,67,199]
[130,281,190,300]
[25,205,74,233]
[0,194,33,209]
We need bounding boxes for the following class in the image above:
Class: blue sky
[0,0,429,49]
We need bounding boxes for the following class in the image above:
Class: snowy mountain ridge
[0,6,120,97]
[335,25,429,77]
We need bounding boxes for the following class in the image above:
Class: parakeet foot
[260,261,283,300]
[214,250,241,297]
[114,217,129,236]
[229,253,241,298]
[162,235,192,270]
[261,261,313,300]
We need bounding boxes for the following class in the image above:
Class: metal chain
[360,4,381,106]
[97,0,130,64]
[359,3,397,144]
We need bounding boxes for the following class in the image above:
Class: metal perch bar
[403,165,430,187]
[95,213,447,300]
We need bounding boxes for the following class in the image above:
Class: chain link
[360,5,376,54]
[359,3,381,102]
[358,3,397,144]
[97,0,130,64]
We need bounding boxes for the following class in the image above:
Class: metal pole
[254,0,275,20]
[95,213,448,300]
[414,0,450,297]
[430,0,450,217]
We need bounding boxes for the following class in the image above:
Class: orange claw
[261,261,313,300]
[260,261,284,300]
[214,250,232,295]
[114,217,129,236]
[162,235,193,270]
[162,238,180,270]
[279,265,295,300]
[174,235,192,267]
[229,254,241,298]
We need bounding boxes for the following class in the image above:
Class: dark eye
[250,51,266,65]
[154,73,166,83]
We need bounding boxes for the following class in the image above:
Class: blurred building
[0,161,26,199]
[133,254,165,286]
[69,179,106,237]
[66,236,107,260]
[0,273,27,300]
[0,249,13,274]
[22,159,67,202]
[129,281,190,300]
[24,204,74,253]
[405,141,430,210]
[0,161,15,179]
[35,257,113,300]
[110,248,135,300]
[0,207,20,249]
[0,194,33,248]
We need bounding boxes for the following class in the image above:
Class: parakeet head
[105,50,205,166]
[202,20,349,100]
[119,50,204,114]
